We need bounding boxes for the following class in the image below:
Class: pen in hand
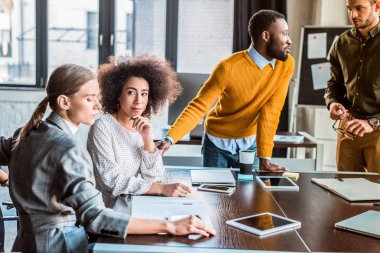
[188,215,204,240]
[166,214,215,239]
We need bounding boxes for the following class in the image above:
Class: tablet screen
[262,177,294,187]
[235,213,295,231]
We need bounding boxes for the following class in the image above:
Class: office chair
[1,201,19,252]
[2,201,19,222]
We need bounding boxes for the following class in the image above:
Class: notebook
[129,195,213,228]
[335,210,380,239]
[190,169,236,186]
[311,178,380,202]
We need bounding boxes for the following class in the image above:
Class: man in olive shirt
[325,0,380,173]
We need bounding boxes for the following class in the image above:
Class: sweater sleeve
[257,56,295,157]
[166,61,231,143]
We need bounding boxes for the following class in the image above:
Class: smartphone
[198,184,235,194]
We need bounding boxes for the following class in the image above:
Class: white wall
[0,90,44,136]
[320,0,348,26]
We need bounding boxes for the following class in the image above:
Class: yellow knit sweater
[167,50,295,157]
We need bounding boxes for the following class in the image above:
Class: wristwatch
[368,117,380,129]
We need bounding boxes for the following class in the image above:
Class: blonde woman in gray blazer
[0,64,215,253]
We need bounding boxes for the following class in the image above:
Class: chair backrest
[1,201,19,252]
[0,207,5,252]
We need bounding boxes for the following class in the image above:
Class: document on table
[190,169,236,186]
[130,195,213,227]
[311,178,380,202]
[335,210,380,239]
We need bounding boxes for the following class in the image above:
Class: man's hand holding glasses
[330,102,374,139]
[329,102,349,120]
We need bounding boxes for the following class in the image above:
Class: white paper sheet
[130,195,213,227]
[308,33,327,59]
[311,62,330,90]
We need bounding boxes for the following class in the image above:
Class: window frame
[0,0,232,89]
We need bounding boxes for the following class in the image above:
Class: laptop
[190,169,236,186]
[335,210,380,239]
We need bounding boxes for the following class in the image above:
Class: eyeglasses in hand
[332,118,356,140]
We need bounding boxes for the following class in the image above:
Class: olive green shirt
[325,21,380,120]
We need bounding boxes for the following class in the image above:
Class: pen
[350,202,380,206]
[335,176,344,182]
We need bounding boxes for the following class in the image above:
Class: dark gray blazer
[0,112,130,253]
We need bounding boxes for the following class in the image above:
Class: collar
[45,112,78,135]
[248,44,275,70]
[351,20,380,41]
[62,118,79,135]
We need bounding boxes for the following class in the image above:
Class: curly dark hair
[248,10,285,44]
[98,55,182,118]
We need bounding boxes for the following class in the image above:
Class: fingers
[345,120,361,135]
[266,163,288,172]
[162,183,192,197]
[181,183,192,193]
[161,141,171,155]
[260,159,287,172]
[172,215,215,237]
[329,103,347,120]
[155,141,165,150]
[175,189,188,197]
[191,227,211,237]
[172,183,192,197]
[356,128,367,137]
[188,215,216,237]
[344,119,373,137]
[131,116,151,132]
[155,140,171,155]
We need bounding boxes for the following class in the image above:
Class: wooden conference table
[90,167,380,253]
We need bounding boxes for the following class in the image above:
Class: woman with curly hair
[87,55,191,208]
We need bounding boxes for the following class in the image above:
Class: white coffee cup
[239,150,255,174]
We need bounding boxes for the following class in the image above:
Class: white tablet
[198,184,235,194]
[226,212,301,236]
[256,176,299,191]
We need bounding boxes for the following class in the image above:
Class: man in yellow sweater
[161,10,295,171]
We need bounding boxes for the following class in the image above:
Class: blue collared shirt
[248,44,275,70]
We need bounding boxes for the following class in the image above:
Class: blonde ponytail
[12,97,49,150]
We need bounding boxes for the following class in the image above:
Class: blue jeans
[202,134,259,169]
